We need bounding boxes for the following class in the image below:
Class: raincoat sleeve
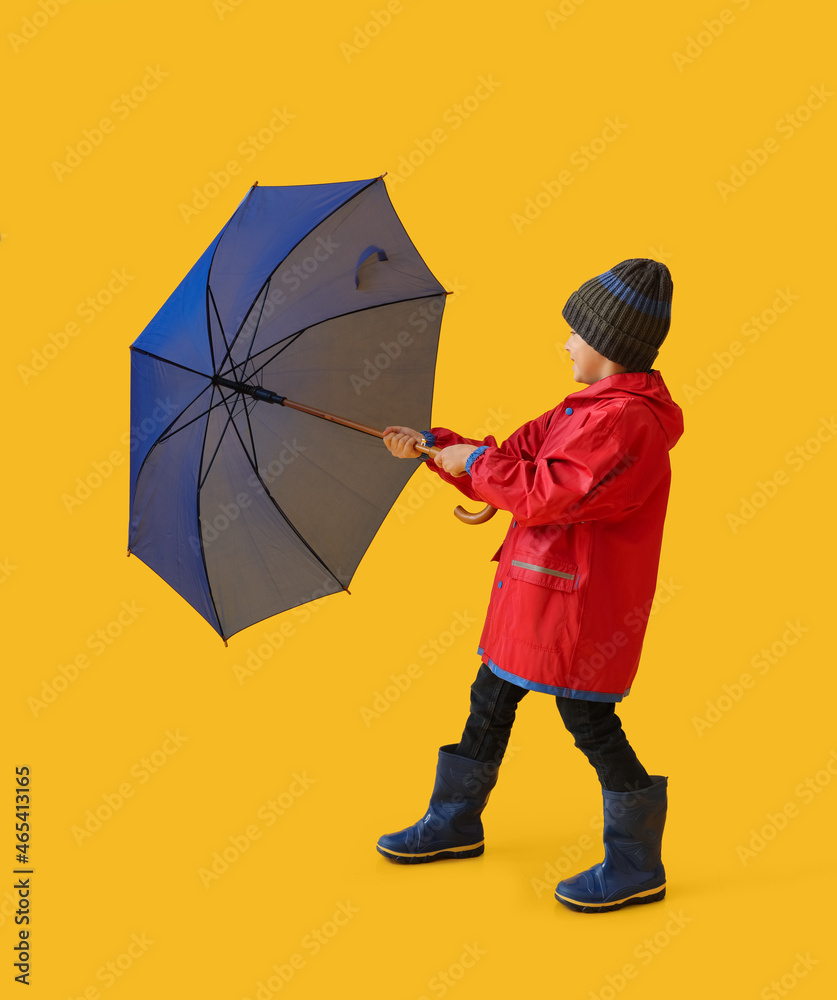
[465,401,662,527]
[424,414,552,501]
[422,426,491,501]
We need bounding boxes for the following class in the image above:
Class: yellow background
[2,0,835,996]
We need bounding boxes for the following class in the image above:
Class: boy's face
[564,331,627,384]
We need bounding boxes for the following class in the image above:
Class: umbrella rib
[239,387,260,467]
[239,285,270,383]
[203,185,258,378]
[208,287,233,374]
[194,388,228,639]
[128,366,215,533]
[154,386,229,445]
[130,346,211,380]
[197,387,249,490]
[232,329,306,383]
[221,409,347,589]
[240,292,446,385]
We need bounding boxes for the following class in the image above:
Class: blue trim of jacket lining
[478,649,629,702]
[465,445,489,476]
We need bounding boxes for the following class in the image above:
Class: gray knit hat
[562,258,673,371]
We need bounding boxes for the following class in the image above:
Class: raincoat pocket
[501,551,579,652]
[508,554,578,593]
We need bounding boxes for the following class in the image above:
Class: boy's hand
[435,444,475,478]
[383,426,423,459]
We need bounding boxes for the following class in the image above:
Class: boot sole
[555,884,666,913]
[376,842,484,864]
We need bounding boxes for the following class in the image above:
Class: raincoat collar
[564,370,683,449]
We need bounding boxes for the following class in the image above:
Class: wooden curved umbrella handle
[453,502,498,524]
[420,442,498,525]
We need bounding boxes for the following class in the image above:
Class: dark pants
[455,663,652,792]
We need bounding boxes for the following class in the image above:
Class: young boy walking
[378,258,683,913]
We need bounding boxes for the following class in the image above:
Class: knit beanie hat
[561,258,673,371]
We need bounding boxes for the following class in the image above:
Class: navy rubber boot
[555,776,668,913]
[376,745,499,864]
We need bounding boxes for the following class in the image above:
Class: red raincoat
[425,371,683,701]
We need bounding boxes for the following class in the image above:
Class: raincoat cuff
[418,430,436,461]
[465,446,489,476]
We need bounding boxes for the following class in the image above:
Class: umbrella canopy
[129,177,446,640]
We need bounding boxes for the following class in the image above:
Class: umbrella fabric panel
[197,399,350,638]
[245,298,444,578]
[253,296,443,441]
[132,232,222,376]
[207,179,378,365]
[129,350,215,532]
[128,395,221,634]
[242,400,406,579]
[218,179,445,378]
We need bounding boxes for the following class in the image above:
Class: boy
[378,258,683,913]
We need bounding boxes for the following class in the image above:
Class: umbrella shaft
[212,376,439,457]
[281,397,440,458]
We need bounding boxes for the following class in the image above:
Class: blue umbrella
[129,177,450,641]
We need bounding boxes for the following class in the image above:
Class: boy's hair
[562,259,673,371]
